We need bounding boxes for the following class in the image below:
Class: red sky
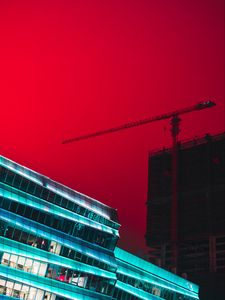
[0,0,224,255]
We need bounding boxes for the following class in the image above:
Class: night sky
[0,0,224,255]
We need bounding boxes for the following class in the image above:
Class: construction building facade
[146,132,225,299]
[0,155,199,300]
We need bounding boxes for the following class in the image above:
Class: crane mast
[62,100,216,272]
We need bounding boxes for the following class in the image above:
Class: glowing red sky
[0,0,224,254]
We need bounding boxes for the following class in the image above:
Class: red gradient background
[0,0,224,254]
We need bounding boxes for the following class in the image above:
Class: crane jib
[62,100,216,144]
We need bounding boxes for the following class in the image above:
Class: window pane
[0,279,6,286]
[10,255,18,263]
[6,281,14,288]
[21,285,29,293]
[14,283,22,291]
[18,256,26,265]
[32,261,40,274]
[28,287,37,300]
[25,258,33,268]
[39,263,47,276]
[2,252,10,261]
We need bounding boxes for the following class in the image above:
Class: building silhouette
[0,155,199,300]
[146,132,225,300]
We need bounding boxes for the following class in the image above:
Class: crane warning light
[196,101,216,110]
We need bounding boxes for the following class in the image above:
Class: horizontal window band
[115,248,199,297]
[0,265,111,300]
[0,182,118,236]
[0,210,117,269]
[0,294,25,300]
[0,160,43,186]
[115,280,162,300]
[0,237,117,280]
[116,263,198,299]
[0,156,119,225]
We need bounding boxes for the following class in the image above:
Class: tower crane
[62,100,216,271]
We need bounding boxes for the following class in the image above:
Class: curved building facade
[0,155,199,300]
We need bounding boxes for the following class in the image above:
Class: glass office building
[0,155,199,300]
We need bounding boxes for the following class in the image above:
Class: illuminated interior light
[0,212,117,268]
[0,238,116,280]
[0,266,104,300]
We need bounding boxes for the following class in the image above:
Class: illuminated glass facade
[0,155,199,300]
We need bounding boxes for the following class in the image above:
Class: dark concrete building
[146,132,225,299]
